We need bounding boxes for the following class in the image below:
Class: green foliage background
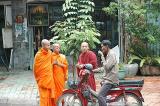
[50,0,100,62]
[103,0,160,43]
[103,0,160,66]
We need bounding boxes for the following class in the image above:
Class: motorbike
[57,64,144,106]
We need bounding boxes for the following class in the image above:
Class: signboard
[2,28,13,48]
[27,4,49,26]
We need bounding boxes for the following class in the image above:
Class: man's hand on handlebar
[76,64,93,71]
[92,68,99,72]
[92,67,104,73]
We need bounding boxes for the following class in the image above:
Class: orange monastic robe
[34,48,55,106]
[52,52,68,104]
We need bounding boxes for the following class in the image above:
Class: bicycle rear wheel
[115,93,143,106]
[57,93,82,106]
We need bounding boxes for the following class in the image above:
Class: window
[27,3,49,26]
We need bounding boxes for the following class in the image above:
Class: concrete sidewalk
[125,76,160,106]
[0,70,160,106]
[0,70,39,106]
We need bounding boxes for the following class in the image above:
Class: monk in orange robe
[51,43,68,105]
[34,39,55,106]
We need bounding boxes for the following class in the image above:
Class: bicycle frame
[62,80,144,106]
[106,86,144,102]
[60,67,144,106]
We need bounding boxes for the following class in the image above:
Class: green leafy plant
[118,63,126,79]
[129,55,160,67]
[128,43,160,67]
[103,0,160,63]
[103,0,160,43]
[50,0,101,77]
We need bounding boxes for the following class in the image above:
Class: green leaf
[50,0,101,64]
[128,55,141,64]
[140,58,146,67]
[154,57,160,64]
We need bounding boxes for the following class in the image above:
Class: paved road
[0,70,160,106]
[0,71,38,106]
[125,76,160,106]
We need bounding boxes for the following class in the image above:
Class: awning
[27,0,63,3]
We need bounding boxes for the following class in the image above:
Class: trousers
[97,83,113,106]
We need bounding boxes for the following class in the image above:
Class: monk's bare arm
[57,62,65,67]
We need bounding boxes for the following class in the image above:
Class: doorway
[33,26,50,55]
[0,5,12,71]
[0,5,8,70]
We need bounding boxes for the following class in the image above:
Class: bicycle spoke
[57,93,82,106]
[115,93,142,106]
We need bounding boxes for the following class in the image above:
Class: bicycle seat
[119,79,144,87]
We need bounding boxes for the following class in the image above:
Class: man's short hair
[101,40,112,48]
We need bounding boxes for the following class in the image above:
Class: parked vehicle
[57,64,144,106]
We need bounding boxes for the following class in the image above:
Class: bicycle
[57,64,144,106]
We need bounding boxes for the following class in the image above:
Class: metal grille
[147,43,160,57]
[0,56,9,72]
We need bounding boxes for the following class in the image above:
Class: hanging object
[16,15,24,23]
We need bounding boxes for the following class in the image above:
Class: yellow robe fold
[52,52,68,105]
[34,48,55,106]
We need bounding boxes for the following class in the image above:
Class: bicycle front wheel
[57,93,82,106]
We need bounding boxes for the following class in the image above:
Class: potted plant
[118,63,126,80]
[128,43,160,75]
[129,55,160,75]
[140,58,160,75]
[123,63,139,77]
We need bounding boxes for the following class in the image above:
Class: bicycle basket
[67,80,79,89]
[82,89,91,99]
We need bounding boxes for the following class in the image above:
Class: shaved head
[41,39,49,46]
[81,42,88,46]
[41,39,50,50]
[81,42,89,52]
[53,43,60,48]
[53,43,61,53]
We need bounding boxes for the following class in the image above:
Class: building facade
[0,0,118,70]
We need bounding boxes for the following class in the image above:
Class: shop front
[0,0,118,70]
[27,0,64,55]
